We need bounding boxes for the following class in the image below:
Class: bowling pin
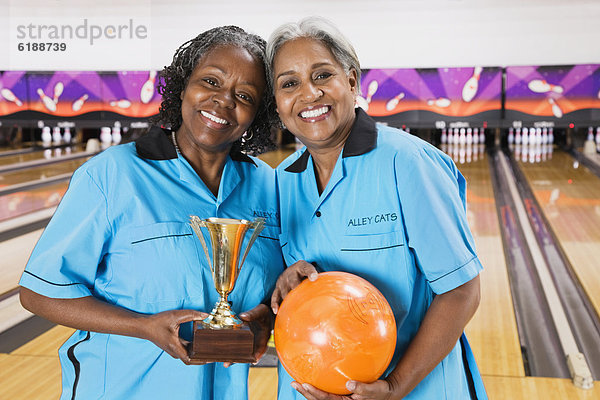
[473,127,480,144]
[548,127,554,144]
[63,127,72,144]
[466,128,473,145]
[72,94,89,112]
[441,128,447,144]
[37,88,57,112]
[515,127,522,145]
[140,70,157,104]
[52,127,61,144]
[522,127,529,146]
[462,66,483,102]
[112,126,122,144]
[385,92,405,111]
[542,127,548,144]
[41,126,52,145]
[53,82,64,103]
[356,95,369,111]
[508,127,515,144]
[459,146,466,164]
[548,98,563,118]
[479,127,485,144]
[466,144,472,163]
[459,128,466,146]
[110,99,132,109]
[453,128,460,145]
[528,79,564,94]
[365,80,378,103]
[596,127,600,153]
[100,126,112,145]
[536,127,542,145]
[427,97,451,108]
[1,88,23,106]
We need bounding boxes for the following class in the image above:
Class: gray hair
[266,16,362,95]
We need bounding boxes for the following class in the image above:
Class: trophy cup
[188,216,265,363]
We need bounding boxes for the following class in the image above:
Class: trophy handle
[189,216,212,269]
[238,218,265,273]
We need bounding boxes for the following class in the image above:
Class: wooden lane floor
[516,149,600,320]
[0,182,68,221]
[0,157,86,187]
[0,144,87,167]
[453,150,525,378]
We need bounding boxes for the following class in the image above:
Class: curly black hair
[152,26,277,155]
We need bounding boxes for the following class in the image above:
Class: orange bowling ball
[274,271,397,395]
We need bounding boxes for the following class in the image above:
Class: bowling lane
[0,157,87,187]
[441,143,525,377]
[0,182,66,221]
[516,148,600,319]
[0,144,87,167]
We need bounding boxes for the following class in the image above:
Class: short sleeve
[19,167,112,299]
[395,147,482,294]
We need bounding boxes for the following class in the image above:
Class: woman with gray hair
[269,17,487,400]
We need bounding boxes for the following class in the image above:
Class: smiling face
[177,44,266,154]
[273,37,357,150]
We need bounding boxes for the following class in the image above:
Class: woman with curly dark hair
[19,26,284,399]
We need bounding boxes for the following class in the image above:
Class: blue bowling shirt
[276,109,487,399]
[20,127,284,400]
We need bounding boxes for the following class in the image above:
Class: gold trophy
[188,216,265,363]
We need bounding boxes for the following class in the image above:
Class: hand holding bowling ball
[270,260,319,315]
[274,271,397,396]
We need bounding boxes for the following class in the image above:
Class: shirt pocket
[123,221,205,307]
[340,230,404,252]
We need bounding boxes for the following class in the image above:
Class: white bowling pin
[548,98,563,118]
[110,99,132,109]
[453,128,460,145]
[462,66,483,102]
[112,126,122,144]
[365,80,378,103]
[385,93,405,111]
[549,128,554,144]
[466,128,473,145]
[427,97,451,108]
[466,144,472,163]
[52,127,61,144]
[536,127,542,145]
[522,127,529,146]
[37,88,57,112]
[356,95,369,111]
[53,82,64,103]
[528,79,564,94]
[1,88,23,106]
[63,127,72,144]
[441,128,447,144]
[508,127,514,144]
[515,127,522,145]
[459,128,466,146]
[595,127,600,144]
[479,128,485,144]
[473,127,480,144]
[542,127,548,144]
[72,94,89,112]
[140,70,157,104]
[41,126,52,145]
[100,127,112,145]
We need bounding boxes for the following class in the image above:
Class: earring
[242,130,254,141]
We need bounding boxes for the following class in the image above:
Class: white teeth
[300,106,329,119]
[200,110,228,125]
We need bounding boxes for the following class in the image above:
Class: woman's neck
[307,142,345,195]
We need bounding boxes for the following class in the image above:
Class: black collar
[285,108,377,173]
[135,126,256,166]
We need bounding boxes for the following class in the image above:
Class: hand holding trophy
[188,216,265,363]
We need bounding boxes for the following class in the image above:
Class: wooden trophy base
[188,320,256,364]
